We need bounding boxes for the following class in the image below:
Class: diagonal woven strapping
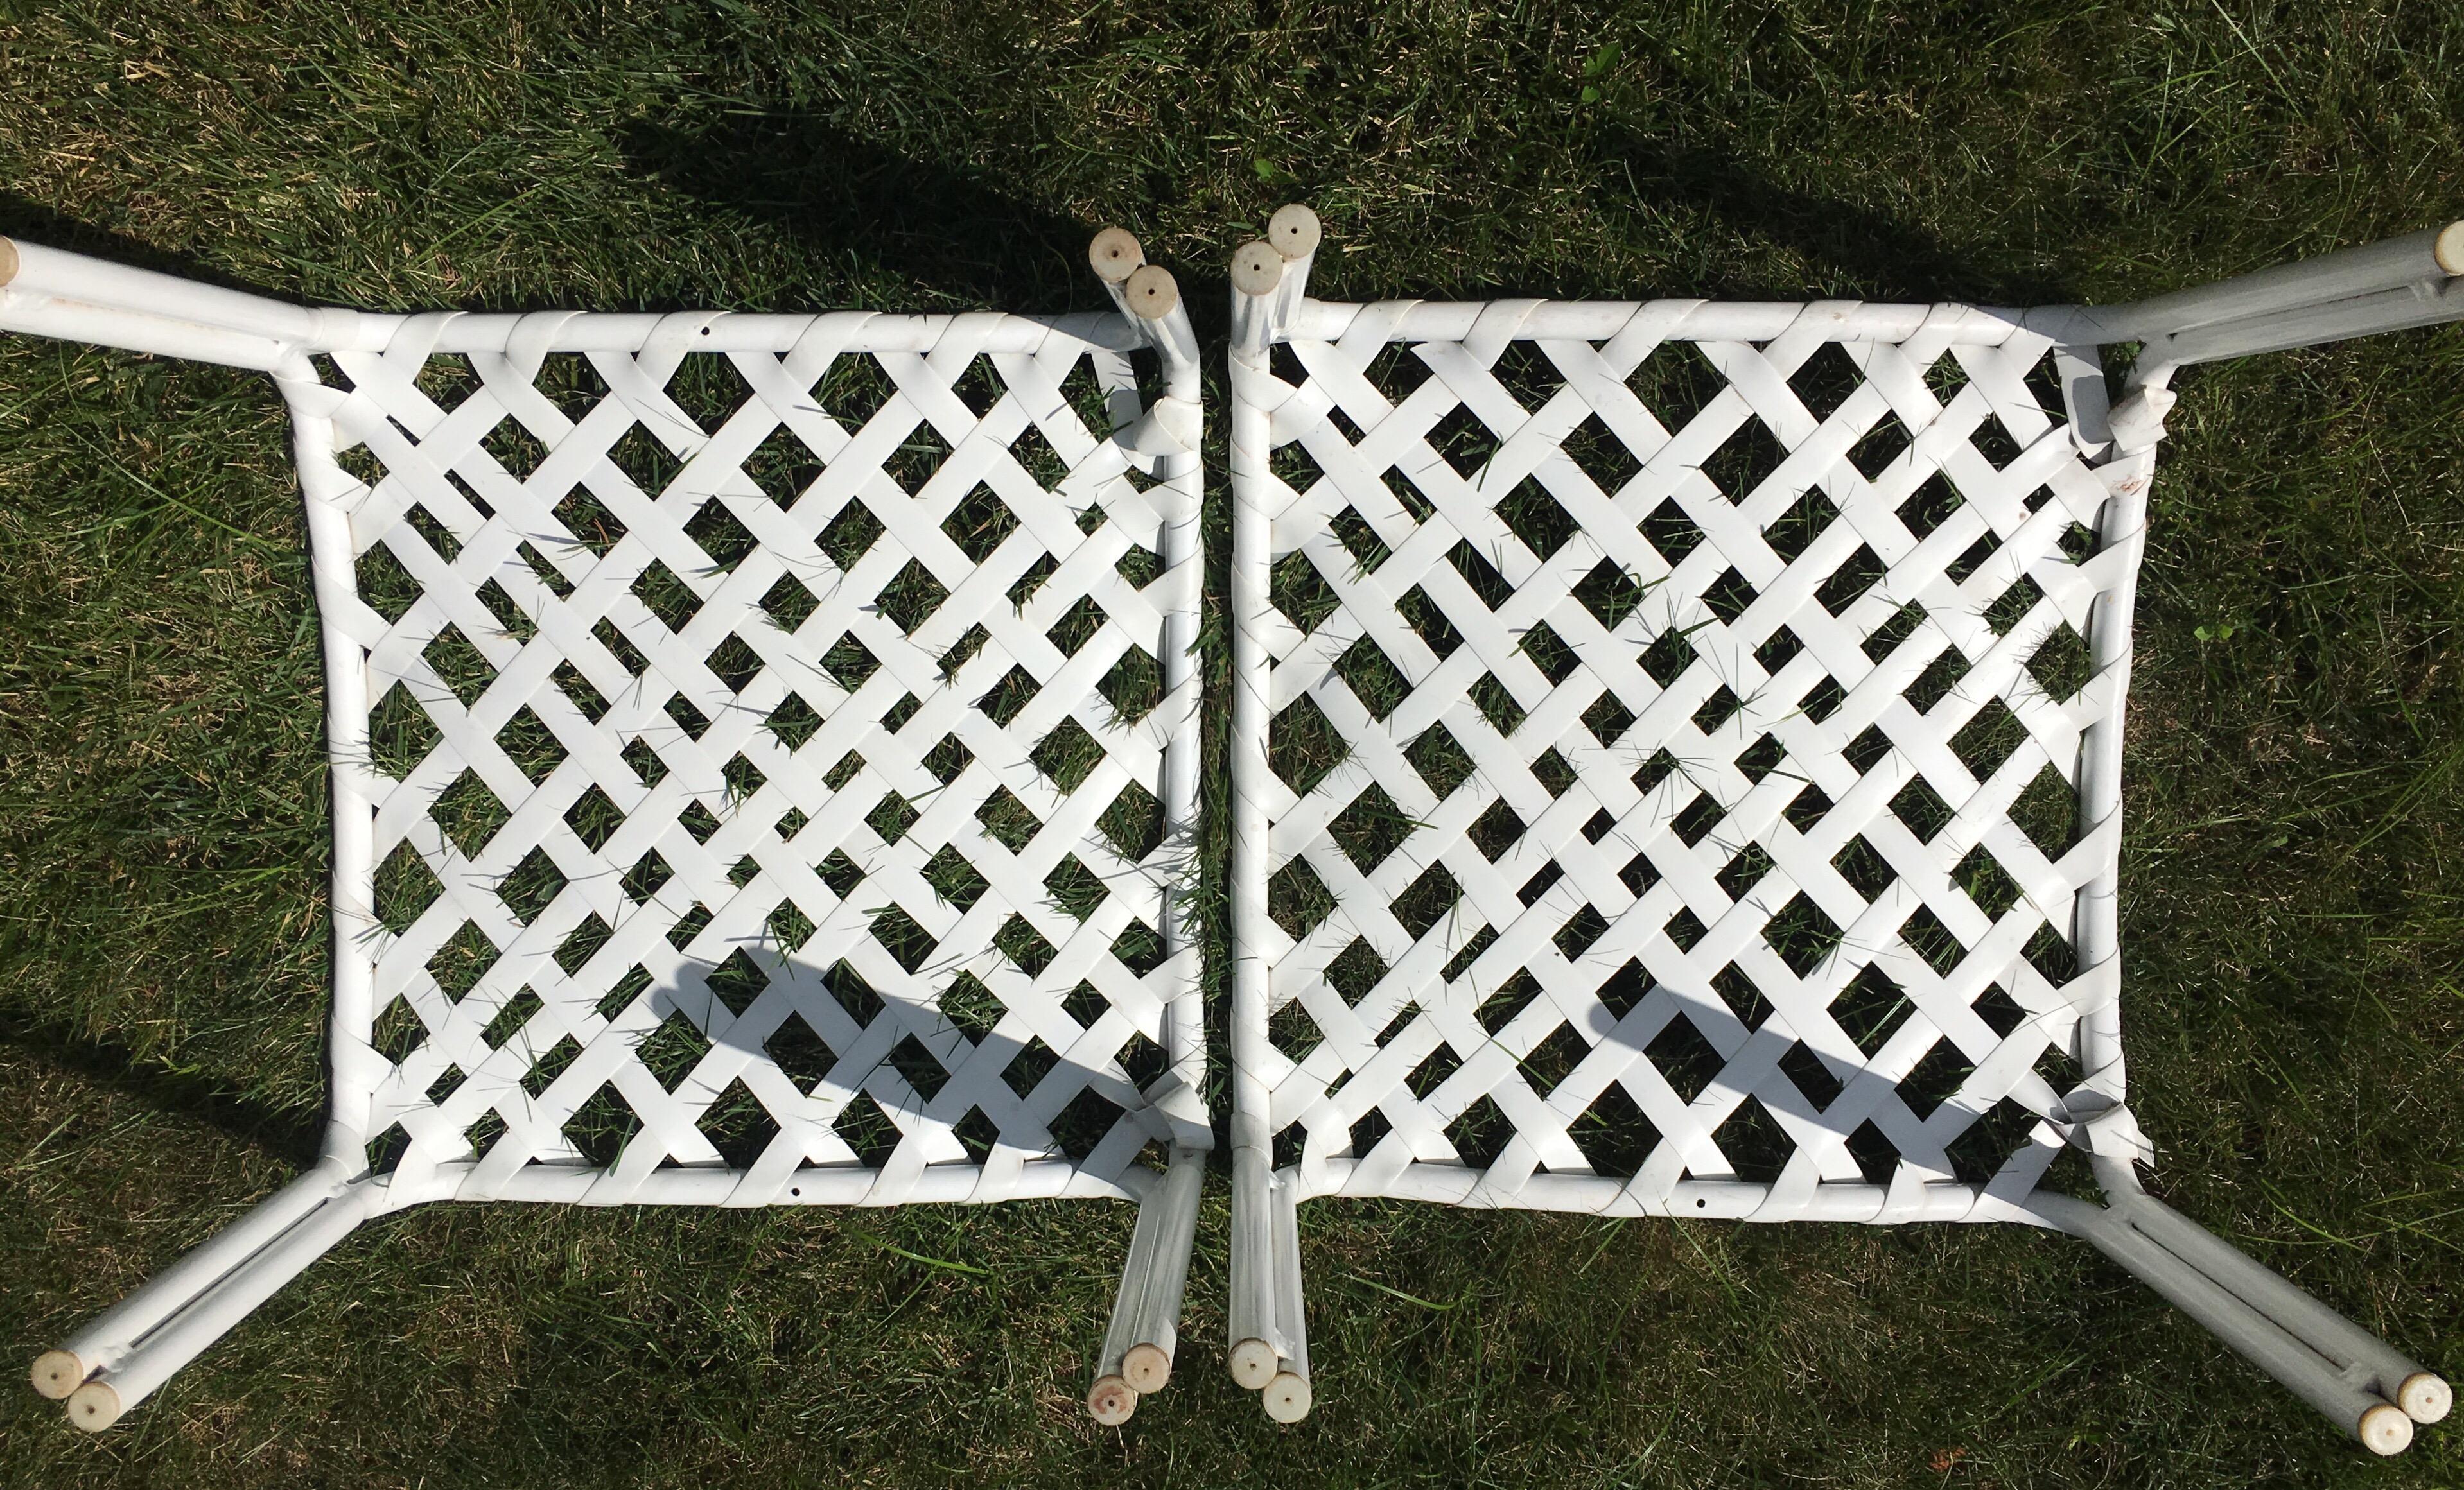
[1239,298,2147,1223]
[294,309,1205,1210]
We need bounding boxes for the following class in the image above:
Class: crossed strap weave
[285,308,1206,1211]
[1238,297,2144,1222]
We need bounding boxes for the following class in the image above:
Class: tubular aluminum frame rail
[1225,205,2460,1451]
[4,229,1209,1431]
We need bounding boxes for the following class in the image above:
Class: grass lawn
[3,3,2460,1485]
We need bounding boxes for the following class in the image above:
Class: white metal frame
[7,229,1209,1430]
[1225,205,2459,1449]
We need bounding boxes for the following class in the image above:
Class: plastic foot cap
[30,1350,84,1400]
[1121,1342,1172,1393]
[0,237,18,288]
[1089,227,1144,283]
[1229,242,1284,297]
[2398,1372,2451,1424]
[1125,264,1180,320]
[1086,1374,1137,1426]
[1228,1337,1280,1390]
[2359,1403,2414,1456]
[1268,204,1322,260]
[1263,1371,1313,1423]
[66,1380,122,1433]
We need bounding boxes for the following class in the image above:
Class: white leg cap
[1268,204,1322,260]
[1121,1342,1172,1393]
[1088,227,1144,284]
[1228,1337,1279,1390]
[1229,243,1284,297]
[67,1379,123,1432]
[30,1350,85,1401]
[1262,1370,1313,1423]
[1086,1374,1137,1426]
[1124,264,1180,320]
[2358,1402,2413,1456]
[2398,1371,2451,1424]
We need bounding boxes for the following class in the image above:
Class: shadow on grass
[1586,130,2079,307]
[0,1005,322,1168]
[0,190,320,305]
[617,114,1232,327]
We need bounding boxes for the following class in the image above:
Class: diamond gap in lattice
[2011,764,2081,858]
[631,560,703,634]
[1817,545,1887,616]
[995,915,1056,977]
[665,903,714,950]
[1270,550,1341,635]
[1829,964,1914,1057]
[593,966,653,1023]
[1952,845,2024,920]
[681,498,758,575]
[1098,644,1162,724]
[1402,723,1475,800]
[1643,1012,1726,1104]
[868,906,938,973]
[1098,781,1165,862]
[1333,639,1411,722]
[1044,856,1108,921]
[1574,559,1648,631]
[740,424,824,508]
[369,685,440,783]
[520,1036,581,1101]
[2026,623,2093,701]
[498,848,566,924]
[1900,905,1966,978]
[550,485,625,557]
[768,898,818,951]
[1763,489,1840,566]
[1944,1100,2039,1186]
[1709,1097,1794,1184]
[372,997,424,1064]
[1271,696,1350,796]
[493,707,566,784]
[833,1092,902,1166]
[1776,1041,1845,1111]
[883,420,952,496]
[878,560,950,634]
[1329,784,1416,872]
[1031,718,1105,793]
[423,625,495,708]
[1270,857,1337,940]
[664,695,714,742]
[697,1079,782,1170]
[606,426,683,503]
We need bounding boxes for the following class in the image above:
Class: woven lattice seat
[1221,206,2457,1447]
[7,230,1208,1429]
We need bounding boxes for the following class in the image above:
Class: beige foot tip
[1263,1369,1313,1423]
[0,237,18,288]
[1087,1374,1137,1426]
[1125,264,1180,320]
[30,1350,84,1400]
[1228,1336,1279,1390]
[2359,1402,2414,1456]
[1230,242,1284,297]
[66,1379,122,1433]
[1268,204,1322,261]
[1089,228,1144,284]
[1121,1342,1172,1393]
[2436,220,2464,277]
[2398,1371,2451,1424]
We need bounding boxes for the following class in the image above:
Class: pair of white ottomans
[8,209,2456,1453]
